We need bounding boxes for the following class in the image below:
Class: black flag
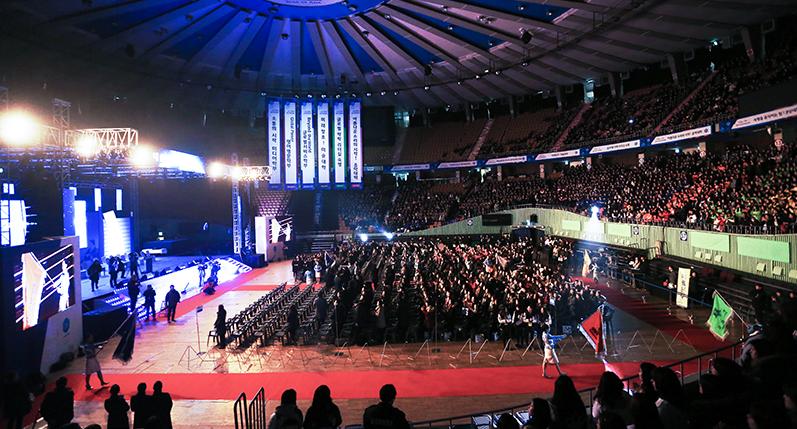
[112,315,136,364]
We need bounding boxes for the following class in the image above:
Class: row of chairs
[255,285,312,346]
[207,283,287,347]
[270,286,318,345]
[228,284,298,348]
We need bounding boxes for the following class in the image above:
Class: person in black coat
[164,285,181,323]
[303,385,342,429]
[109,257,119,289]
[315,295,328,331]
[143,285,157,321]
[215,305,227,347]
[87,259,103,292]
[128,277,140,314]
[3,372,31,429]
[104,384,130,429]
[363,384,409,429]
[287,304,300,345]
[130,383,152,429]
[40,377,74,429]
[151,381,173,429]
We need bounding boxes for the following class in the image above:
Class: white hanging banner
[348,100,362,187]
[267,99,282,187]
[283,101,298,188]
[300,101,316,189]
[333,102,346,186]
[317,102,331,186]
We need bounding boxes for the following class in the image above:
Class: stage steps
[551,103,591,151]
[308,234,337,253]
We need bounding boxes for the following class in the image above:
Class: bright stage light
[208,162,226,179]
[230,166,243,181]
[591,206,600,216]
[358,233,369,243]
[0,110,39,146]
[383,231,395,240]
[75,134,99,157]
[130,145,157,167]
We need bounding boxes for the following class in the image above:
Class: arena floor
[53,261,739,428]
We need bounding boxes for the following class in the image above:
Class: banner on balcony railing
[437,160,479,169]
[484,155,528,166]
[589,139,641,154]
[651,126,712,146]
[731,103,797,130]
[534,149,580,161]
[389,163,432,172]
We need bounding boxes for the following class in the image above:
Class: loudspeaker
[520,31,533,44]
[529,214,538,224]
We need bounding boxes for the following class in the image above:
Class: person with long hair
[592,372,632,425]
[651,367,688,429]
[550,375,588,429]
[303,385,342,429]
[524,398,552,429]
[633,362,658,402]
[269,389,303,429]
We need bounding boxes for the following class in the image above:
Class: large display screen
[14,243,76,330]
[268,98,362,190]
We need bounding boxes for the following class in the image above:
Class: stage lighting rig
[206,163,271,182]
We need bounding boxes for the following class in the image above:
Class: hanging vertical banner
[283,101,298,189]
[267,99,282,188]
[317,102,331,187]
[300,101,316,189]
[348,100,362,188]
[676,267,691,309]
[333,101,346,187]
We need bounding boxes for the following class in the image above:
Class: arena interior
[1,1,796,429]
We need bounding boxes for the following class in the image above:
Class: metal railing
[410,339,744,428]
[233,392,248,429]
[249,387,268,429]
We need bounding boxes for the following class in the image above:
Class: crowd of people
[350,140,796,235]
[312,235,602,347]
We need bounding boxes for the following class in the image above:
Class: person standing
[130,383,152,429]
[3,372,32,429]
[129,252,140,279]
[82,335,109,390]
[108,257,119,289]
[88,259,103,292]
[104,384,130,429]
[40,376,74,429]
[127,276,140,314]
[142,285,157,321]
[363,384,409,429]
[215,304,227,347]
[151,381,173,429]
[542,325,564,379]
[164,285,180,323]
[118,257,127,279]
[286,304,299,345]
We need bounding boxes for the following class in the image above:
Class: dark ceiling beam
[370,7,501,63]
[216,14,267,83]
[318,20,366,82]
[138,4,226,62]
[289,20,302,88]
[306,21,335,90]
[49,0,163,26]
[336,19,399,78]
[518,0,611,13]
[565,14,708,45]
[420,0,567,34]
[92,0,219,53]
[180,10,249,77]
[256,18,287,91]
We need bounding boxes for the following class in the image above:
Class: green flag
[707,292,733,340]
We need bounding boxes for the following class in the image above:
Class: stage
[51,261,736,428]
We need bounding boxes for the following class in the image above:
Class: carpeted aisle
[65,360,661,402]
[577,277,726,352]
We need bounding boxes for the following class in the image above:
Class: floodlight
[358,233,369,242]
[130,145,157,167]
[230,166,243,181]
[0,110,39,146]
[208,162,226,179]
[75,134,99,157]
[383,232,395,240]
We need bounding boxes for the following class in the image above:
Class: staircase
[551,103,591,151]
[467,118,495,160]
[653,71,718,133]
[392,127,409,164]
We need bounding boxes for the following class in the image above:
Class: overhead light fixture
[494,70,501,75]
[484,68,490,73]
[475,75,481,79]
[447,25,454,31]
[335,94,341,99]
[380,91,386,96]
[208,162,226,179]
[307,94,313,98]
[521,30,533,44]
[321,94,327,99]
[393,90,399,95]
[457,81,463,85]
[130,145,157,167]
[384,14,391,19]
[423,85,430,91]
[366,92,372,97]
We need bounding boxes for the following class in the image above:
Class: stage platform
[81,256,208,301]
[48,262,741,429]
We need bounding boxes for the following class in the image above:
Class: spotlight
[457,81,463,85]
[494,70,501,75]
[393,90,399,95]
[484,68,490,73]
[307,94,313,98]
[475,75,481,79]
[447,25,454,31]
[130,145,156,167]
[366,92,372,97]
[424,85,430,91]
[358,233,369,242]
[520,30,533,44]
[0,110,39,147]
[208,162,225,179]
[75,134,99,157]
[321,94,327,99]
[230,166,243,181]
[380,91,386,96]
[591,206,600,216]
[383,231,395,240]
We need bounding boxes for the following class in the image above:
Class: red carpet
[66,360,663,402]
[578,277,726,352]
[165,269,268,320]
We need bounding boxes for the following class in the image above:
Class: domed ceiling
[0,0,791,109]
